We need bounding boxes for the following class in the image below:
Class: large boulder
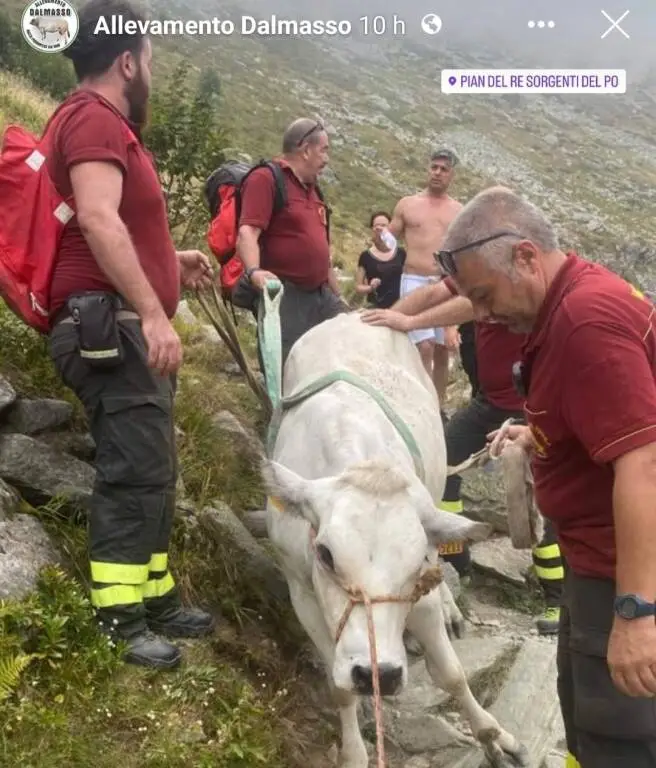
[0,479,61,600]
[5,397,74,435]
[0,433,95,511]
[0,376,17,414]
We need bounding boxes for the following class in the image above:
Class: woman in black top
[355,211,407,308]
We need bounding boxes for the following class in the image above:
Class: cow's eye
[317,544,335,571]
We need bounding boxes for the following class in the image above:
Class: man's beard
[124,68,149,126]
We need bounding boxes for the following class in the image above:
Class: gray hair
[282,118,324,154]
[443,186,559,273]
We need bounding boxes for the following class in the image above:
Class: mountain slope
[157,0,656,283]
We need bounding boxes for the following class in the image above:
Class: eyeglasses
[297,120,324,147]
[434,231,522,276]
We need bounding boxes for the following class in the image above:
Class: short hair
[430,148,458,167]
[443,186,559,273]
[282,118,325,154]
[369,210,390,227]
[63,0,147,81]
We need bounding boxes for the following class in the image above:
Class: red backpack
[205,160,288,299]
[0,94,137,333]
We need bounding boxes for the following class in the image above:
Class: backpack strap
[235,159,288,228]
[264,161,288,213]
[314,183,331,243]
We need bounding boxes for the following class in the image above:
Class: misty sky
[233,0,654,80]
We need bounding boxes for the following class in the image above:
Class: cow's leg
[287,580,368,768]
[406,589,529,767]
[438,580,466,639]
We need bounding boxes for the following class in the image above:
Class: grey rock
[0,376,16,414]
[7,398,74,435]
[471,537,533,587]
[222,362,243,377]
[403,758,431,768]
[440,559,461,601]
[212,410,264,459]
[199,502,288,603]
[39,432,96,462]
[0,513,61,599]
[175,299,198,326]
[0,433,95,511]
[362,635,517,750]
[451,638,560,767]
[391,712,467,754]
[394,636,517,714]
[242,509,268,538]
[201,324,223,346]
[0,478,20,521]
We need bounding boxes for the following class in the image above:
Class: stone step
[447,637,562,768]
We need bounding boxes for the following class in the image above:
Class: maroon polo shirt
[444,278,525,411]
[238,159,330,289]
[521,252,656,580]
[47,89,180,321]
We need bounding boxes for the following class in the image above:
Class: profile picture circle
[21,0,79,53]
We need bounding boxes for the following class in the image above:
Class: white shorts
[400,273,446,346]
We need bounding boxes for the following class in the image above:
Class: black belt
[52,293,137,326]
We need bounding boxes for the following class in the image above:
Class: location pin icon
[448,76,457,86]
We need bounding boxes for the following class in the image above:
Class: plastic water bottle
[380,229,397,251]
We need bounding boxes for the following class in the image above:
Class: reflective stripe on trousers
[90,552,175,607]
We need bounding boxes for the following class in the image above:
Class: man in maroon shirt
[236,118,347,364]
[45,0,215,669]
[361,274,564,635]
[438,184,656,767]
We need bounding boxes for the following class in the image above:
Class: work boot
[147,606,215,638]
[123,630,182,669]
[536,606,561,636]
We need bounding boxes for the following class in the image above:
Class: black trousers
[558,570,656,766]
[256,280,346,368]
[458,321,479,399]
[441,393,563,605]
[48,314,180,638]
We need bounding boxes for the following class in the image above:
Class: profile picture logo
[21,0,79,53]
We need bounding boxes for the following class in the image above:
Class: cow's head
[262,458,490,696]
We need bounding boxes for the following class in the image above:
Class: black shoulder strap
[263,161,288,213]
[315,184,331,243]
[236,160,288,227]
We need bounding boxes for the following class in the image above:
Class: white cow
[262,312,528,768]
[30,17,70,43]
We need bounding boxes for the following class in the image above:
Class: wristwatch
[614,593,656,620]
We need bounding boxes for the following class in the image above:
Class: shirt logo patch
[530,424,551,458]
[628,282,646,302]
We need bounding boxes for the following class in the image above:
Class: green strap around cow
[257,280,426,483]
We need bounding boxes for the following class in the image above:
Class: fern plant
[0,653,33,703]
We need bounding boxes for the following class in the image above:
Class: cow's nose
[351,663,403,696]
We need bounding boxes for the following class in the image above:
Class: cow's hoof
[484,741,530,768]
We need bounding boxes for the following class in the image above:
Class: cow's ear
[419,502,492,547]
[260,460,320,528]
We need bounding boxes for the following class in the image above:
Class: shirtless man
[386,148,462,406]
